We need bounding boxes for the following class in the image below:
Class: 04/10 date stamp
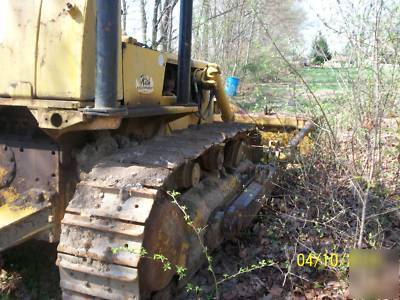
[296,253,349,268]
[297,250,399,299]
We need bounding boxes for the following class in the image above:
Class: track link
[57,123,253,299]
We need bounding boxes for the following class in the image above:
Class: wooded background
[121,0,305,78]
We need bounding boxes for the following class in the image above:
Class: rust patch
[0,187,19,204]
[11,189,54,210]
[0,146,16,189]
[0,167,8,183]
[55,121,314,299]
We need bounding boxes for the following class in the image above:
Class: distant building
[324,55,351,68]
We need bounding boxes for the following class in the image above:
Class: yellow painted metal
[0,204,39,229]
[123,42,209,107]
[233,113,308,129]
[30,109,85,129]
[43,116,123,139]
[37,0,95,99]
[0,188,37,228]
[214,74,235,122]
[7,82,34,99]
[0,0,207,112]
[0,97,90,109]
[123,44,169,106]
[0,186,53,250]
[195,64,235,122]
[259,131,313,156]
[0,0,122,101]
[0,0,42,98]
[163,52,208,70]
[37,0,122,100]
[164,53,208,70]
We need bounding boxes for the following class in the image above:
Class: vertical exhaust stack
[177,0,194,105]
[94,0,120,110]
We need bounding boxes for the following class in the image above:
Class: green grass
[299,67,359,83]
[234,65,400,133]
[233,67,362,116]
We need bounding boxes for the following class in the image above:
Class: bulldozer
[0,0,314,299]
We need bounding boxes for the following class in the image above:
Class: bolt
[36,192,45,203]
[120,189,129,201]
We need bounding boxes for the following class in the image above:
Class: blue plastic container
[225,76,240,96]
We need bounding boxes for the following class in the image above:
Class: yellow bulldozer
[0,1,314,299]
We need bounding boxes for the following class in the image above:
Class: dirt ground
[0,241,60,300]
[1,118,398,300]
[2,155,398,299]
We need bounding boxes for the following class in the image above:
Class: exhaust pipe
[94,0,119,110]
[177,0,194,105]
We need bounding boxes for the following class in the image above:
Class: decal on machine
[136,74,154,94]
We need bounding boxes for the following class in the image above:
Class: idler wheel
[200,146,224,171]
[177,162,201,189]
[224,140,246,169]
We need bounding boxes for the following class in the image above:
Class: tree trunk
[140,0,148,43]
[245,17,255,66]
[167,8,174,52]
[152,0,161,48]
[121,0,127,36]
[202,0,210,59]
[160,0,172,51]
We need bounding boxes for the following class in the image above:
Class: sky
[300,0,348,54]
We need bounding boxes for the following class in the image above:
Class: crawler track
[57,122,259,300]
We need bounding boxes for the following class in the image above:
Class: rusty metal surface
[288,121,315,149]
[0,206,53,251]
[56,121,313,300]
[57,122,256,300]
[223,164,277,235]
[0,145,16,189]
[221,113,311,129]
[0,128,60,249]
[224,182,264,231]
[199,146,224,171]
[0,139,59,192]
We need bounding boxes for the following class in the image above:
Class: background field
[234,67,363,114]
